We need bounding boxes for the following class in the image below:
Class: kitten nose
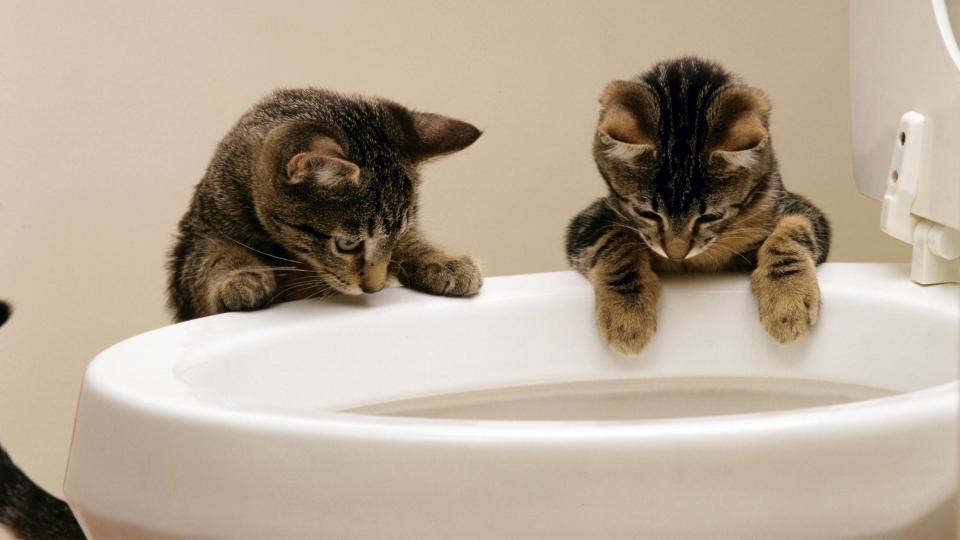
[664,238,691,260]
[360,282,384,294]
[359,259,389,293]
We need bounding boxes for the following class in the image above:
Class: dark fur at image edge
[0,302,86,540]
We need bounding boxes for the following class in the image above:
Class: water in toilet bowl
[346,377,899,421]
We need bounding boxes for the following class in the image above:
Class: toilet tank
[849,0,960,231]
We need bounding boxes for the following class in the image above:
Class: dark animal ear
[597,80,659,162]
[406,111,482,162]
[286,152,360,187]
[707,85,771,168]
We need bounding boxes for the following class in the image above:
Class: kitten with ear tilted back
[567,57,830,355]
[168,89,483,321]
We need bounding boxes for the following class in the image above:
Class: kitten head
[252,96,480,294]
[594,58,774,261]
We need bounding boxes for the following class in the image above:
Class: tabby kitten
[567,57,830,355]
[0,302,86,540]
[169,89,483,321]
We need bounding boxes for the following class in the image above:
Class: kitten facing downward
[169,89,483,321]
[567,57,830,355]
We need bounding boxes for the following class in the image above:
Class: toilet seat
[64,266,958,539]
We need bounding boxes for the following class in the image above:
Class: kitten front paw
[595,292,657,356]
[751,259,820,344]
[411,256,483,297]
[210,269,277,314]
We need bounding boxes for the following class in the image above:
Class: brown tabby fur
[168,89,483,321]
[567,58,830,355]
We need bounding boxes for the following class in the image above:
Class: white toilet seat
[65,265,958,539]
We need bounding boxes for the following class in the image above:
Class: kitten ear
[406,111,482,161]
[707,85,771,168]
[597,80,659,162]
[286,152,361,187]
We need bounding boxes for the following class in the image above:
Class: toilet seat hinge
[880,112,960,284]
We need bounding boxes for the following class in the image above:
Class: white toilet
[64,2,959,539]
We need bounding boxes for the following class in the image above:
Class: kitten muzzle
[664,238,692,260]
[361,282,385,294]
[359,259,389,293]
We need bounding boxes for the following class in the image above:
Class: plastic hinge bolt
[879,112,960,284]
[880,112,924,243]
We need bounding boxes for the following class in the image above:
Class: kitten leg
[391,229,482,297]
[178,237,278,319]
[751,214,825,344]
[567,199,661,355]
[585,230,661,356]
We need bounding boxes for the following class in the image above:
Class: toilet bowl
[64,1,960,538]
[63,265,957,539]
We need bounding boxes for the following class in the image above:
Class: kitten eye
[334,236,363,254]
[695,213,723,225]
[636,210,662,222]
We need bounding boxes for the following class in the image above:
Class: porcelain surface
[64,264,958,539]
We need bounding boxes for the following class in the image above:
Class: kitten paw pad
[752,263,820,345]
[417,256,483,297]
[212,269,276,313]
[596,296,657,356]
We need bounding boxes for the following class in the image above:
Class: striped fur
[567,58,830,353]
[168,89,482,321]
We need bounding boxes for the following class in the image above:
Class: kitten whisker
[603,200,635,226]
[391,262,413,285]
[241,266,316,273]
[704,241,753,266]
[204,232,305,266]
[612,224,644,236]
[271,278,332,301]
[303,286,336,302]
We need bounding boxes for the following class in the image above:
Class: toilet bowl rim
[82,373,956,441]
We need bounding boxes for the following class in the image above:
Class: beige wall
[0,0,909,495]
